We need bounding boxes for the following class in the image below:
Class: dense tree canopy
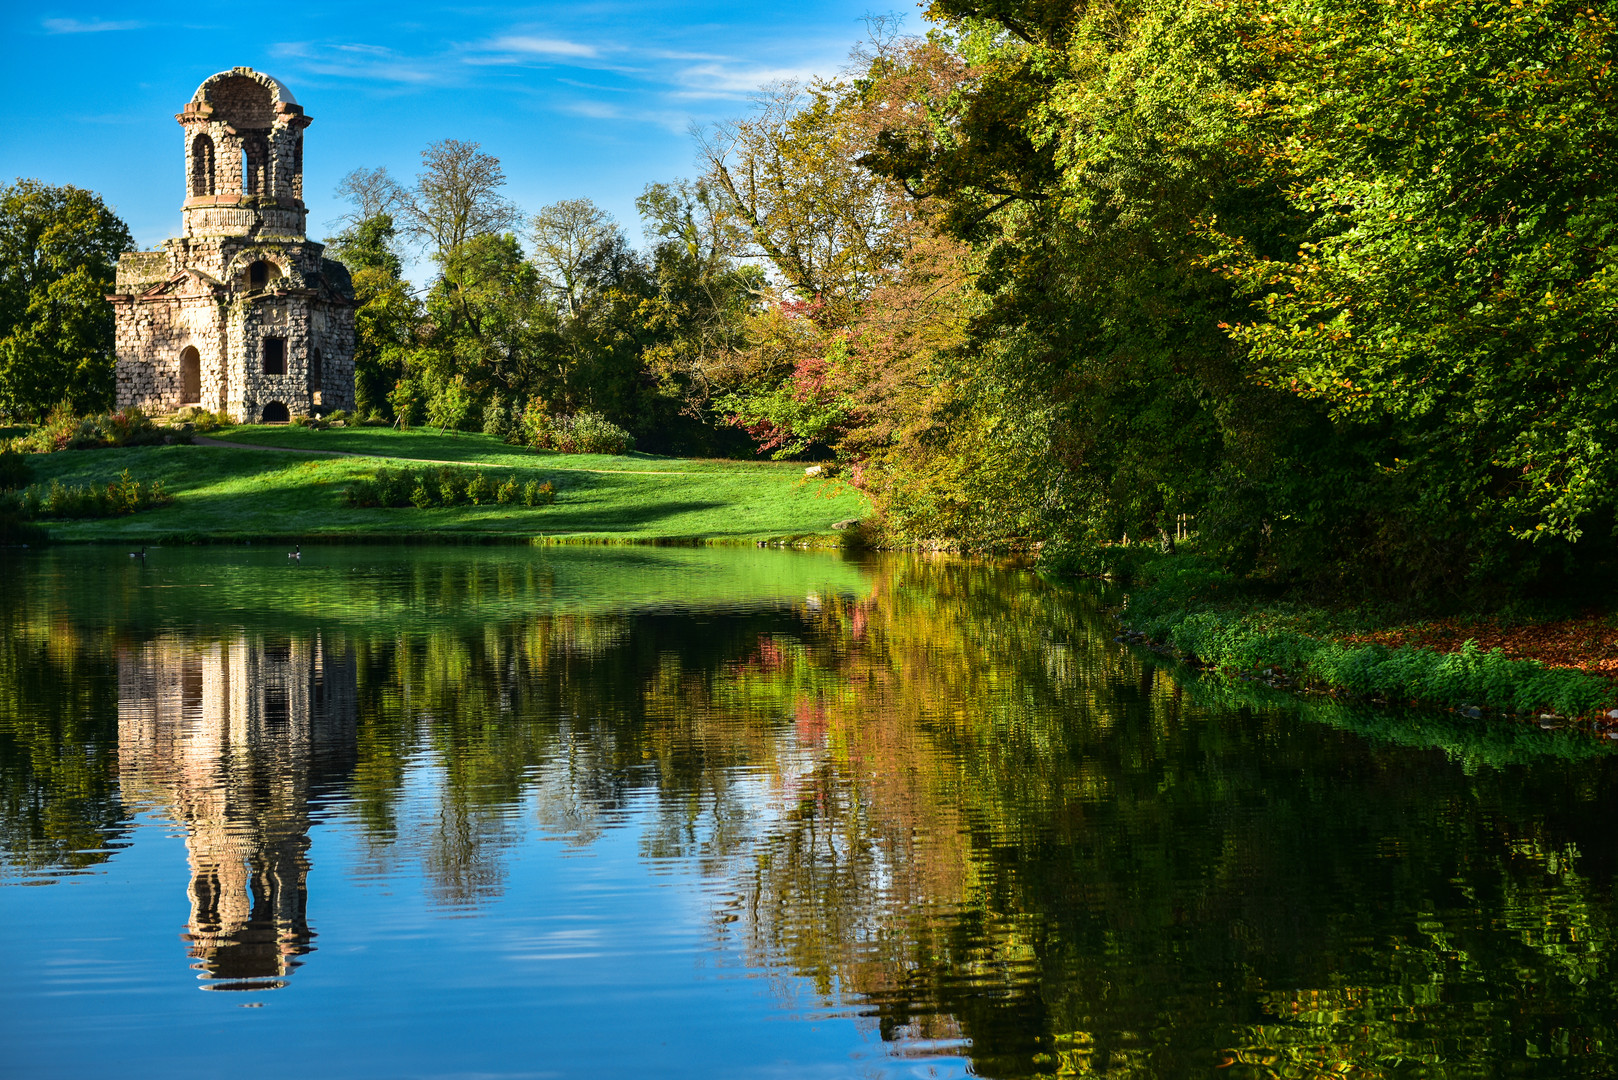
[846,0,1618,597]
[0,180,131,419]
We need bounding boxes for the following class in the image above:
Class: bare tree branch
[395,140,519,263]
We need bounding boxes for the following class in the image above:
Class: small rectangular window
[262,336,285,375]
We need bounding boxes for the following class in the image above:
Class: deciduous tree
[0,180,132,418]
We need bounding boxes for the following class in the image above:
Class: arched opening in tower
[261,402,290,424]
[180,346,201,404]
[191,135,216,197]
[242,136,269,197]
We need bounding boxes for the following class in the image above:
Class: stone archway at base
[261,402,290,423]
[180,347,202,405]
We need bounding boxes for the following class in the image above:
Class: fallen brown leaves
[1343,615,1618,677]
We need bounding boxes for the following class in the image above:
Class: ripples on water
[2,545,1617,1078]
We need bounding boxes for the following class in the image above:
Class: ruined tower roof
[190,67,300,110]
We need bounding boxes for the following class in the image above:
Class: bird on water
[130,546,146,559]
[289,545,301,560]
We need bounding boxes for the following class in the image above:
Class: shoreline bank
[1100,548,1618,725]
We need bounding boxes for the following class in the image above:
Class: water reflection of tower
[117,634,357,990]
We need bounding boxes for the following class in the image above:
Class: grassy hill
[20,424,869,545]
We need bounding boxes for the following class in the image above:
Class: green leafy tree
[1207,0,1618,590]
[327,212,416,417]
[0,180,132,418]
[414,232,561,428]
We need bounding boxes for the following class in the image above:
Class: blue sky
[2,2,903,269]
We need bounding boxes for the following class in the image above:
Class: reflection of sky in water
[3,546,1618,1078]
[6,625,964,1078]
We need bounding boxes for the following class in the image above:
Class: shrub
[518,398,554,448]
[173,406,227,433]
[551,411,634,455]
[326,409,352,426]
[0,448,31,491]
[1125,593,1617,719]
[466,471,494,505]
[27,402,81,452]
[427,378,479,432]
[345,466,556,511]
[23,469,173,519]
[436,467,466,506]
[483,402,518,441]
[390,381,426,429]
[0,494,45,545]
[189,409,228,433]
[99,408,164,448]
[342,477,379,508]
[512,400,634,456]
[18,404,168,453]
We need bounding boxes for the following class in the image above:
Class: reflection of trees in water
[0,611,127,878]
[345,558,1618,1077]
[116,635,356,990]
[6,554,1618,1073]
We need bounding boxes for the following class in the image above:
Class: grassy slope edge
[19,424,870,544]
[1093,547,1618,721]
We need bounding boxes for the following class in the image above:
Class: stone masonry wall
[112,279,227,414]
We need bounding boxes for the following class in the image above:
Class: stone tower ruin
[107,68,356,422]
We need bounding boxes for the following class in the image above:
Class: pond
[2,545,1616,1078]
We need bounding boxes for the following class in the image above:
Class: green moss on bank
[13,425,869,545]
[1101,547,1618,720]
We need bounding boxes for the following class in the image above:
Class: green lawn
[21,425,869,544]
[203,423,776,473]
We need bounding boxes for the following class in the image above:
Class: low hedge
[343,466,555,510]
[6,469,174,520]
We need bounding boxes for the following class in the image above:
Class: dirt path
[191,436,706,476]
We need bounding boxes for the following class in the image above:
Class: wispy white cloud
[555,99,690,134]
[484,35,599,59]
[271,41,446,86]
[556,78,632,93]
[644,49,732,63]
[561,100,623,120]
[42,17,143,34]
[267,20,844,112]
[671,62,824,99]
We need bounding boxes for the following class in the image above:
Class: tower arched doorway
[179,347,201,405]
[261,402,290,424]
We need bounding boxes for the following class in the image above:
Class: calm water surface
[2,546,1616,1078]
